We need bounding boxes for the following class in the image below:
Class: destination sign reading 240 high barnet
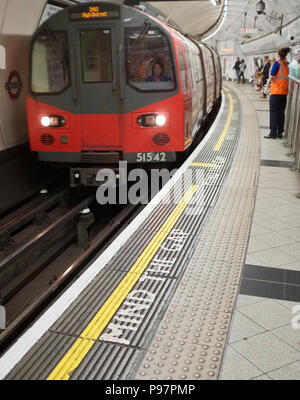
[70,5,120,20]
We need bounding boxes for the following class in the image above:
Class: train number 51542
[136,152,167,162]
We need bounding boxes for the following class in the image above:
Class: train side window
[125,27,175,92]
[192,53,197,82]
[209,52,215,76]
[193,52,200,82]
[31,31,69,94]
[214,55,219,80]
[184,43,194,88]
[202,47,213,87]
[179,53,187,92]
[197,55,202,79]
[0,45,5,69]
[80,30,112,83]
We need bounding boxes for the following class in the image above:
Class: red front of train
[27,2,221,185]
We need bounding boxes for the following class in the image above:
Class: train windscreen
[31,30,69,94]
[125,26,176,92]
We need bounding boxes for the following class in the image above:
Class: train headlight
[155,115,166,126]
[41,116,51,127]
[40,115,66,128]
[137,113,167,127]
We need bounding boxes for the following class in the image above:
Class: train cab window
[125,27,175,92]
[80,30,112,83]
[31,31,69,94]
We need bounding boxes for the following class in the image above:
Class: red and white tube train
[27,1,222,185]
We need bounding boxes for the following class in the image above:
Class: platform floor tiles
[220,83,300,380]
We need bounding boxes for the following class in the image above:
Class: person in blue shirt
[146,60,171,82]
[269,49,290,79]
[270,57,280,77]
[264,47,290,139]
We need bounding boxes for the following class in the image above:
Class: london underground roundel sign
[6,71,23,100]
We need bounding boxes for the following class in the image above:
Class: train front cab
[27,3,189,175]
[27,2,222,186]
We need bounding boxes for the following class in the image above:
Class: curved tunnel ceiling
[142,0,299,43]
[214,0,300,42]
[146,0,224,36]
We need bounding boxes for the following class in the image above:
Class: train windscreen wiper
[132,19,151,48]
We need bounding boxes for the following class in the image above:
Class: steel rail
[0,203,139,352]
[0,188,69,236]
[0,195,94,272]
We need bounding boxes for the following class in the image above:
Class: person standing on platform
[253,61,259,87]
[233,57,241,82]
[239,59,246,84]
[264,57,276,96]
[264,48,290,139]
[260,55,271,98]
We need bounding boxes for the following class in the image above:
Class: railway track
[0,186,140,353]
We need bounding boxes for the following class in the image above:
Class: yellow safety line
[214,92,233,151]
[185,138,192,146]
[190,162,217,168]
[222,85,229,92]
[47,185,198,380]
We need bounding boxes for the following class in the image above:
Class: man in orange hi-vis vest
[264,48,290,139]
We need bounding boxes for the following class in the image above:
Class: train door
[203,44,217,103]
[193,48,205,126]
[201,44,215,113]
[72,23,122,149]
[184,42,197,138]
[178,50,192,147]
[197,45,207,118]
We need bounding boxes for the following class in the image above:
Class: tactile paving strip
[136,340,223,380]
[6,331,137,380]
[134,82,260,379]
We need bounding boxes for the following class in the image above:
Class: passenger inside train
[125,27,175,91]
[146,60,172,82]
